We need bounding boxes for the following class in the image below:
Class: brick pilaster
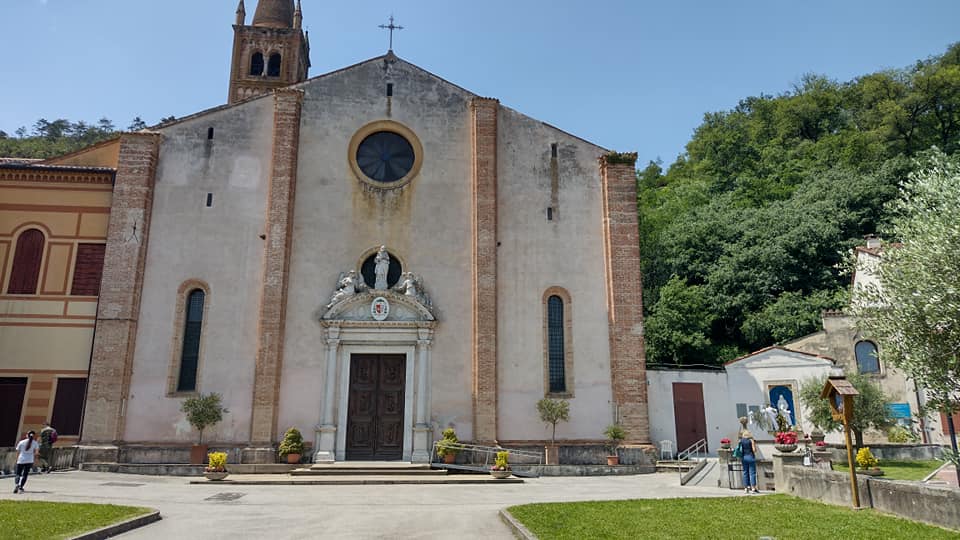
[80,133,161,444]
[600,153,650,443]
[249,88,303,445]
[470,97,499,442]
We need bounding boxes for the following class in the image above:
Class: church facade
[69,0,649,462]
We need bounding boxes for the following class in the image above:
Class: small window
[267,53,282,77]
[250,52,264,76]
[206,193,213,208]
[207,127,214,140]
[735,403,748,419]
[50,377,87,436]
[7,228,44,294]
[387,83,393,97]
[70,243,106,296]
[547,295,566,393]
[855,340,880,374]
[551,143,558,158]
[177,289,206,392]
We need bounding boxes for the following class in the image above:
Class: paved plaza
[3,470,743,539]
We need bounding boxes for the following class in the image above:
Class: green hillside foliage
[640,42,960,367]
[0,116,173,159]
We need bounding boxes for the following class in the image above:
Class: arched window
[267,53,282,77]
[7,228,44,294]
[543,288,574,396]
[249,52,264,76]
[855,341,880,374]
[176,289,206,392]
[547,295,566,393]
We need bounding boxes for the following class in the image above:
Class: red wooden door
[672,382,707,453]
[0,378,27,446]
[346,354,406,460]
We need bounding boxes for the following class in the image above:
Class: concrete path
[3,470,749,539]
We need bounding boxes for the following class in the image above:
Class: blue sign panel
[887,402,911,419]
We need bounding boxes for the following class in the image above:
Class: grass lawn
[0,500,152,540]
[507,495,959,540]
[832,459,943,481]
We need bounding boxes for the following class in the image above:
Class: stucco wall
[124,98,274,443]
[647,369,729,453]
[279,58,476,440]
[496,107,612,442]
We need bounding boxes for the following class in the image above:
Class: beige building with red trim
[0,148,118,447]
[10,1,651,464]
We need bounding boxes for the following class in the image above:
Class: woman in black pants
[14,430,37,493]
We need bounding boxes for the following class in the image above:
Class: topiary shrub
[278,427,305,457]
[436,427,461,458]
[181,392,228,445]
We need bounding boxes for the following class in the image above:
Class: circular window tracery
[356,132,415,183]
[348,121,423,189]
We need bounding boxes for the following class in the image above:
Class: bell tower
[228,0,311,104]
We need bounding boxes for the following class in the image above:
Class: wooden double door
[345,354,406,460]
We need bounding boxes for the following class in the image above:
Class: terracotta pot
[204,472,228,481]
[443,453,456,464]
[606,455,619,466]
[490,469,512,479]
[286,453,301,464]
[190,444,209,465]
[544,445,559,465]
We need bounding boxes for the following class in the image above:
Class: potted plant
[536,398,570,465]
[181,392,228,464]
[436,428,461,464]
[813,440,831,463]
[490,450,511,479]
[603,424,626,466]
[204,451,229,481]
[855,447,884,476]
[809,428,826,444]
[773,430,798,453]
[720,437,732,450]
[278,427,305,464]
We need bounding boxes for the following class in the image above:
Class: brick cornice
[0,168,114,184]
[249,89,303,445]
[470,97,499,442]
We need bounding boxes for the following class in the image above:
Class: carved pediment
[320,289,435,322]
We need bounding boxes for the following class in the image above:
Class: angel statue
[393,272,431,308]
[326,270,359,309]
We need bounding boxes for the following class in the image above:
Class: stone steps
[291,463,445,476]
[190,473,523,485]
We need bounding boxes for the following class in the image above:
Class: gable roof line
[724,345,835,366]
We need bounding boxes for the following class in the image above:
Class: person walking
[739,430,760,494]
[14,431,37,493]
[39,421,58,472]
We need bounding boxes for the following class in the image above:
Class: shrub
[492,451,510,471]
[886,425,915,443]
[856,447,879,469]
[278,427,305,457]
[436,428,461,458]
[206,452,227,472]
[603,424,626,454]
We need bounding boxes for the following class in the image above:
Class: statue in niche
[374,246,390,290]
[326,270,359,309]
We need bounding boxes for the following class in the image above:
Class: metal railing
[432,442,543,478]
[1,446,77,475]
[676,438,707,462]
[676,438,708,485]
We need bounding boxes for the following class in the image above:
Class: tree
[850,150,960,467]
[127,116,147,131]
[799,372,894,449]
[180,392,228,445]
[536,398,570,446]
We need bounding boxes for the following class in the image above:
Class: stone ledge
[69,509,160,540]
[498,509,537,540]
[515,464,655,476]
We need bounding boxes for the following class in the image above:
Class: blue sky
[1,0,958,166]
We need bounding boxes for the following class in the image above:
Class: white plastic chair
[659,440,673,460]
